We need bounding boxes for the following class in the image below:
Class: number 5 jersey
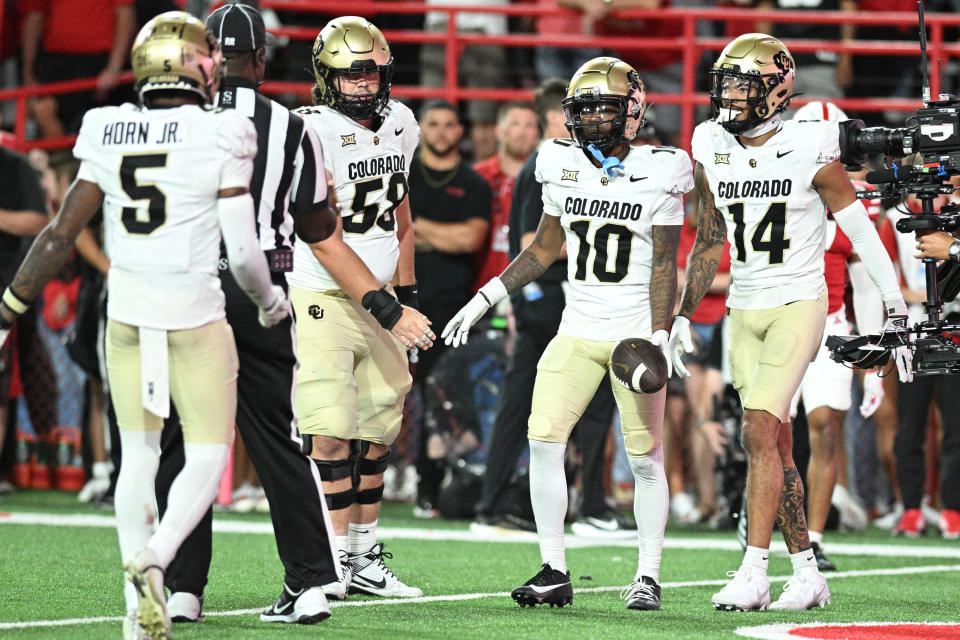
[691,118,840,310]
[535,139,694,341]
[72,102,257,330]
[288,100,420,292]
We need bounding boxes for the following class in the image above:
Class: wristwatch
[949,239,960,263]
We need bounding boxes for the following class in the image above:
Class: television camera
[826,0,960,376]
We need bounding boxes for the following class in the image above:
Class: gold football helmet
[132,11,222,105]
[562,57,646,151]
[709,33,797,134]
[311,16,394,120]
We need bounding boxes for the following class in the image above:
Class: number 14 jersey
[288,101,420,292]
[692,119,840,309]
[536,140,693,341]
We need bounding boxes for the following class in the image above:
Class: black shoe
[260,584,330,624]
[810,541,836,572]
[474,512,537,532]
[510,564,573,608]
[621,576,661,611]
[572,506,637,537]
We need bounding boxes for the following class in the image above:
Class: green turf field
[2,492,959,639]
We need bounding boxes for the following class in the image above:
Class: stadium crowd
[1,0,960,632]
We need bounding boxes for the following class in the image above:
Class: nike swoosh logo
[275,600,294,614]
[629,176,648,182]
[527,584,565,594]
[395,128,404,136]
[355,575,388,590]
[776,150,793,158]
[762,556,768,561]
[806,556,814,562]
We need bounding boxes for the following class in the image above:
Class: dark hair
[496,100,537,125]
[418,99,459,122]
[534,77,567,125]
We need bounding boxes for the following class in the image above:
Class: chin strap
[587,143,625,178]
[740,115,782,139]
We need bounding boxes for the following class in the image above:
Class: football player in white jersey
[444,57,692,611]
[0,12,292,639]
[287,16,432,600]
[670,34,910,612]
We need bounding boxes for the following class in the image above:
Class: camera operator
[886,197,960,538]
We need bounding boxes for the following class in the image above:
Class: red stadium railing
[3,4,960,152]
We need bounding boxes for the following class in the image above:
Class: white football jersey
[73,103,256,330]
[287,100,420,292]
[691,118,839,309]
[536,140,693,341]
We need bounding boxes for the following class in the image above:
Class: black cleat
[810,541,836,572]
[260,584,330,624]
[510,564,573,608]
[621,576,662,611]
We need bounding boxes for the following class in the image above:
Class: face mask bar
[709,69,768,134]
[563,97,627,150]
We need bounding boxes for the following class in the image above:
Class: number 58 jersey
[691,119,839,310]
[288,101,420,292]
[72,103,257,330]
[536,140,693,342]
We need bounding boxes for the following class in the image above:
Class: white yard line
[1,563,959,630]
[3,511,960,558]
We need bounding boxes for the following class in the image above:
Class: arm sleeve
[218,193,276,309]
[833,199,903,310]
[848,260,885,334]
[808,120,842,186]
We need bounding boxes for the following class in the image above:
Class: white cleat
[770,571,831,610]
[711,568,771,611]
[123,548,171,640]
[349,543,423,598]
[322,550,353,600]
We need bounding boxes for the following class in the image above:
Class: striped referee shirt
[216,77,327,253]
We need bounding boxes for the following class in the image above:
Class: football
[610,338,669,394]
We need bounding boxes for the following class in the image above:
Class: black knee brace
[355,442,390,505]
[312,454,357,511]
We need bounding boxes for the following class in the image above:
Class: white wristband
[478,277,508,308]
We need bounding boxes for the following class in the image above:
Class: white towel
[139,327,170,418]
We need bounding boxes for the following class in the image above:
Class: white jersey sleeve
[651,150,693,226]
[535,144,565,217]
[215,109,257,191]
[287,101,418,292]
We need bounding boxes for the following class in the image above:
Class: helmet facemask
[324,61,394,121]
[563,76,645,154]
[709,70,770,135]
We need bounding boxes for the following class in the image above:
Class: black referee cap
[206,2,275,52]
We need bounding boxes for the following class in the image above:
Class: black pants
[895,375,960,511]
[476,285,615,519]
[156,269,338,595]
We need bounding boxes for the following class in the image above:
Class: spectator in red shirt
[472,101,540,291]
[21,0,136,138]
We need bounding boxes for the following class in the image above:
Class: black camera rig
[827,0,960,377]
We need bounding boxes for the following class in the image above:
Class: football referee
[154,3,339,625]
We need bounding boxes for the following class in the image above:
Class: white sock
[148,442,230,568]
[349,521,378,555]
[742,545,770,576]
[115,428,162,613]
[336,535,349,557]
[808,530,823,545]
[629,448,668,582]
[529,439,568,573]
[790,549,819,575]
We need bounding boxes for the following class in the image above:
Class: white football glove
[650,329,672,379]
[880,310,913,383]
[668,315,694,379]
[442,278,508,348]
[258,285,291,328]
[859,371,885,418]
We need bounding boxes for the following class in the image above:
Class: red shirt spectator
[22,0,134,55]
[473,153,516,291]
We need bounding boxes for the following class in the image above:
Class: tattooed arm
[649,224,682,333]
[677,162,727,319]
[499,213,565,294]
[0,179,103,327]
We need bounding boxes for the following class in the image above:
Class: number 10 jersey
[288,101,420,292]
[691,118,840,309]
[536,140,693,341]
